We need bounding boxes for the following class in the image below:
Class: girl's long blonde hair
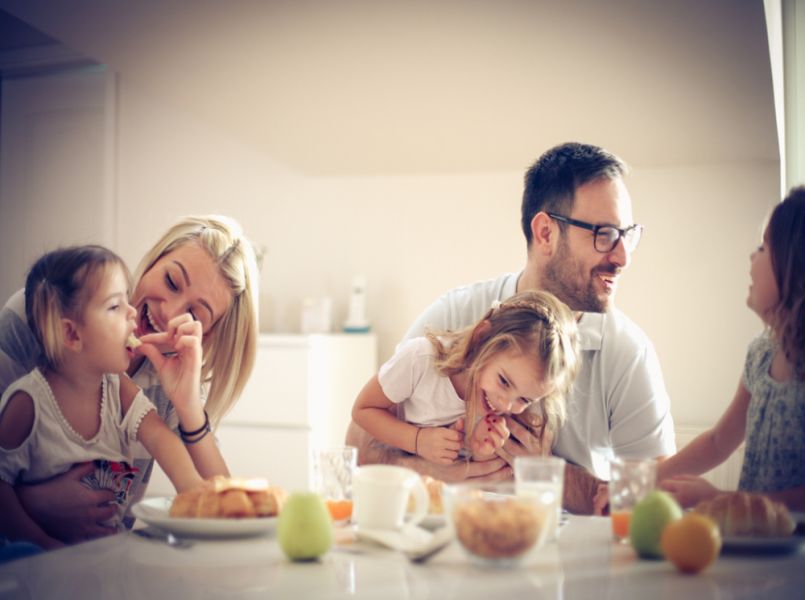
[133,215,260,427]
[426,290,579,451]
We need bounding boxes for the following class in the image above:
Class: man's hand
[592,482,609,515]
[416,426,462,465]
[405,455,511,483]
[16,463,117,543]
[501,413,553,458]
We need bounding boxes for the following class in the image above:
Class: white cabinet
[146,333,377,496]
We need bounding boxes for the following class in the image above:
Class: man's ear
[61,318,82,352]
[530,211,558,255]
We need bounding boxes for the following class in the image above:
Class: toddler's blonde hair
[426,290,579,451]
[25,245,130,370]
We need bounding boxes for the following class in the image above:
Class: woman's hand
[137,314,203,414]
[415,426,462,465]
[16,463,117,543]
[659,474,721,508]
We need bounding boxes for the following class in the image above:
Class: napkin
[355,523,439,554]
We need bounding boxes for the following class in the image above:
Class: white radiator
[674,426,744,491]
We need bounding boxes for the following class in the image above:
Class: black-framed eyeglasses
[547,213,643,253]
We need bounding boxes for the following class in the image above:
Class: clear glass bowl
[444,481,553,567]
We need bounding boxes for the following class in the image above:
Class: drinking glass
[608,457,657,543]
[514,455,565,541]
[312,446,358,525]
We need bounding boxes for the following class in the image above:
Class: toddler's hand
[416,426,462,465]
[469,414,509,460]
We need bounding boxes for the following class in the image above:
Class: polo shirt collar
[577,312,604,351]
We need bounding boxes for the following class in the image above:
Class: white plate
[131,497,277,539]
[721,534,805,555]
[720,511,805,554]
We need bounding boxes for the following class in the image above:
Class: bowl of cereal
[444,481,552,567]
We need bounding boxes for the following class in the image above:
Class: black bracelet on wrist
[179,410,211,444]
[178,411,209,437]
[182,426,211,445]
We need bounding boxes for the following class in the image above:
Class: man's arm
[501,412,605,514]
[345,418,510,483]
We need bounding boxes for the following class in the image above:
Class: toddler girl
[659,187,805,510]
[352,290,579,464]
[0,245,205,550]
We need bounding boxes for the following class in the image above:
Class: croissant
[693,491,795,537]
[406,475,445,515]
[170,476,287,519]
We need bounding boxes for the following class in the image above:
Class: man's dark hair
[521,142,627,246]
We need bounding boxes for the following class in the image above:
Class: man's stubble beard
[541,236,611,313]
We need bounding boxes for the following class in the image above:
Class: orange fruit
[660,513,721,573]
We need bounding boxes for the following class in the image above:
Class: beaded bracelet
[179,411,211,444]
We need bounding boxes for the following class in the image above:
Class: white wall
[109,83,779,432]
[0,1,783,441]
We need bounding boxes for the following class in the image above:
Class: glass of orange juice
[608,457,656,543]
[312,446,358,526]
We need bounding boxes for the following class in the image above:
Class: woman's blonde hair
[133,215,260,426]
[25,245,130,370]
[426,290,579,451]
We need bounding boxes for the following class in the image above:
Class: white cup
[352,465,429,531]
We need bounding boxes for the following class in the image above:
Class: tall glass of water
[514,455,565,541]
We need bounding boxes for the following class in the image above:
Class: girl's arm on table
[657,378,750,482]
[345,417,509,482]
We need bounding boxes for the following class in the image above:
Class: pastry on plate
[693,491,795,537]
[407,475,445,515]
[170,476,287,519]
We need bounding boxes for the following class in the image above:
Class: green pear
[277,492,333,561]
[629,490,683,559]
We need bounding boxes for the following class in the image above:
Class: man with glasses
[346,142,675,513]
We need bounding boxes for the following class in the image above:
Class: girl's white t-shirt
[378,337,466,427]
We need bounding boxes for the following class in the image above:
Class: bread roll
[169,476,286,519]
[693,492,795,537]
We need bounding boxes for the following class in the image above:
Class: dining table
[1,514,803,599]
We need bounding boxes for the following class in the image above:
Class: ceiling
[0,0,778,176]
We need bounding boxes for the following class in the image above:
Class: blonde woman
[0,215,259,543]
[352,291,579,465]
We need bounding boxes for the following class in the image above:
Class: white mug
[352,465,429,531]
